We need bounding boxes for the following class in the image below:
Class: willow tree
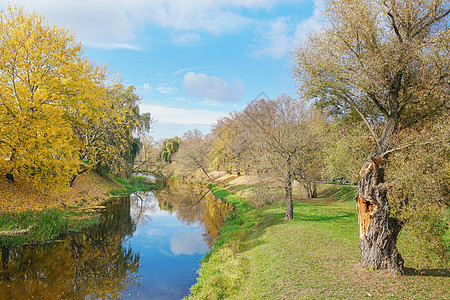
[159,137,181,163]
[75,83,152,177]
[294,0,449,274]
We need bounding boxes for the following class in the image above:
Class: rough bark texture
[356,156,404,275]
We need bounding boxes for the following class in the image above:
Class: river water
[0,180,232,299]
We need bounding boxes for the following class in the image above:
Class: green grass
[110,174,157,195]
[188,183,449,300]
[189,185,258,299]
[0,207,101,245]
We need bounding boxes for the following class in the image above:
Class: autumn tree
[75,83,152,177]
[0,5,153,193]
[239,95,323,219]
[0,6,105,191]
[294,0,449,274]
[173,130,212,180]
[209,116,252,174]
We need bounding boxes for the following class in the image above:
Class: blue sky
[1,0,324,140]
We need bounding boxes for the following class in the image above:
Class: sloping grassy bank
[189,186,255,299]
[0,172,155,245]
[188,183,449,299]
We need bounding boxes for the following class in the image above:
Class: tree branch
[387,11,404,43]
[382,138,448,157]
[339,93,381,153]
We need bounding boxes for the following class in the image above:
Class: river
[0,180,232,299]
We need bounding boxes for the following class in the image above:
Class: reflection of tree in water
[0,196,140,299]
[153,179,233,247]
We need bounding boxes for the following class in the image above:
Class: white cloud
[252,0,325,59]
[173,32,201,44]
[170,230,209,256]
[2,0,142,48]
[172,68,195,76]
[253,17,292,59]
[143,83,178,94]
[1,0,283,48]
[182,72,245,103]
[140,104,227,126]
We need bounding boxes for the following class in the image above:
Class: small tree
[239,95,323,219]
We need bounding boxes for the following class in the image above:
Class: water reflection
[0,180,232,299]
[0,198,139,299]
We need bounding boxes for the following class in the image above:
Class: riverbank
[188,173,449,299]
[0,169,120,213]
[0,169,155,244]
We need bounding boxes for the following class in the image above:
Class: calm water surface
[0,180,232,299]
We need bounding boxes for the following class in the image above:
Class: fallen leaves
[0,168,121,213]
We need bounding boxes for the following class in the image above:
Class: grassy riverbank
[189,181,449,299]
[0,207,101,244]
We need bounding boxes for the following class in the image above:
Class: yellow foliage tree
[75,83,152,177]
[0,6,106,192]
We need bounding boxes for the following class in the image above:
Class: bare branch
[382,138,449,157]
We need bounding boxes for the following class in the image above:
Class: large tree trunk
[356,156,404,275]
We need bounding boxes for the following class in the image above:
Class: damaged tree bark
[356,156,404,275]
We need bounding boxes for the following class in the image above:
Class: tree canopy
[0,5,151,192]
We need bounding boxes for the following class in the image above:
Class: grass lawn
[190,183,449,299]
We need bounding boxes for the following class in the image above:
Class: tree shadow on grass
[242,205,356,251]
[404,267,450,278]
[294,212,356,223]
[241,210,285,251]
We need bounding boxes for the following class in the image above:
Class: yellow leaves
[0,5,105,193]
[0,4,151,193]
